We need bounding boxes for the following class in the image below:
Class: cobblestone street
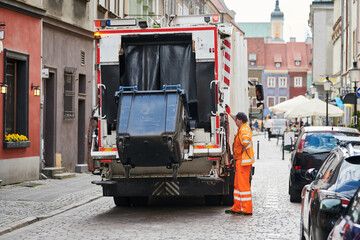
[0,133,301,239]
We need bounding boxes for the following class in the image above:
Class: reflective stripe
[234,190,241,195]
[234,196,252,201]
[239,191,251,195]
[240,197,252,201]
[245,142,253,149]
[243,140,250,143]
[242,158,255,163]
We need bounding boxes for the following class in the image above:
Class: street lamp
[310,83,316,98]
[349,61,360,129]
[323,77,332,126]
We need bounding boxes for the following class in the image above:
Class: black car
[300,136,360,240]
[328,186,360,239]
[289,126,359,202]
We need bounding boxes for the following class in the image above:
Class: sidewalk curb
[0,195,102,236]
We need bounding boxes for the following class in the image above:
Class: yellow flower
[4,133,28,142]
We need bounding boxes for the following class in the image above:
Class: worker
[225,111,254,216]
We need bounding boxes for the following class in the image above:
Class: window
[294,77,302,87]
[177,3,182,15]
[279,97,287,103]
[267,97,275,107]
[279,77,287,88]
[3,50,29,138]
[183,4,189,15]
[99,0,121,16]
[195,6,200,15]
[64,67,76,119]
[79,74,86,94]
[267,77,275,88]
[249,54,256,66]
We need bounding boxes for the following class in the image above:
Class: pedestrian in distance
[264,116,273,141]
[224,106,254,216]
[254,119,259,131]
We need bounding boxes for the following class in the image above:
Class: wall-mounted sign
[0,30,4,40]
[41,68,49,78]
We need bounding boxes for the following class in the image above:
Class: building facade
[0,1,45,184]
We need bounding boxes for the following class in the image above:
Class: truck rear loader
[88,15,250,206]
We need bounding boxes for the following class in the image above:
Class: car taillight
[295,166,301,170]
[341,198,350,207]
[296,133,307,154]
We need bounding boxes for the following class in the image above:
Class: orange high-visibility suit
[231,122,254,214]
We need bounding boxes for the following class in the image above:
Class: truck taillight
[296,133,307,154]
[100,159,112,163]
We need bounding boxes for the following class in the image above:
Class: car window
[336,157,360,188]
[303,132,356,154]
[347,189,360,224]
[316,152,340,181]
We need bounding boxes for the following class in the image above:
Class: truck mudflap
[92,176,231,197]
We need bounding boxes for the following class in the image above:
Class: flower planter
[3,141,31,149]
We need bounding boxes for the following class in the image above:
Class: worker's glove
[225,104,231,115]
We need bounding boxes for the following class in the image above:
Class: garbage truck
[88,15,251,206]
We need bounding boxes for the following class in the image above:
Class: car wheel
[300,218,306,240]
[289,185,301,203]
[309,224,313,240]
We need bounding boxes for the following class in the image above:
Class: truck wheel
[222,184,234,206]
[114,196,130,207]
[130,196,149,207]
[204,195,222,206]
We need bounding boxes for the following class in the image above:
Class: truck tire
[130,196,148,207]
[114,196,130,207]
[222,184,234,206]
[204,195,222,206]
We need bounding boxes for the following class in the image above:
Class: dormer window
[274,54,282,68]
[249,54,256,66]
[294,52,301,66]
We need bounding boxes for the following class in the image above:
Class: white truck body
[89,16,249,205]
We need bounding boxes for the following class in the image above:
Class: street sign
[357,87,360,98]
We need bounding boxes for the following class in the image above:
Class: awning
[334,97,344,107]
[342,93,356,104]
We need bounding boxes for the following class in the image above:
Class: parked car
[300,136,360,240]
[328,186,360,240]
[289,126,360,202]
[270,118,288,138]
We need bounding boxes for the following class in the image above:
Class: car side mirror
[319,198,342,213]
[305,168,318,181]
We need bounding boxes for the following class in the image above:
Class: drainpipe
[39,18,44,179]
[341,0,344,91]
[357,0,359,60]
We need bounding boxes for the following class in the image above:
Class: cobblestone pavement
[0,133,301,239]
